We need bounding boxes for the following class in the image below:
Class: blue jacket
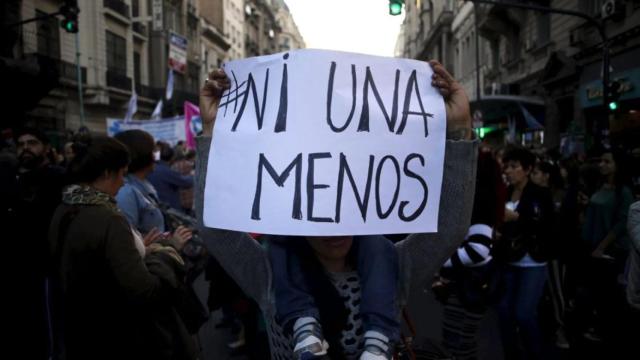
[116,175,165,234]
[147,161,194,211]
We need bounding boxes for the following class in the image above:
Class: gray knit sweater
[195,136,478,359]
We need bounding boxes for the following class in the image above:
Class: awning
[470,95,545,130]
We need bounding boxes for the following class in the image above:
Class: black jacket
[496,182,555,263]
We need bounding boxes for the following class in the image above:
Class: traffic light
[389,0,404,16]
[608,80,621,111]
[60,0,79,33]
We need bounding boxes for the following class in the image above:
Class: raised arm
[395,60,478,303]
[195,69,272,308]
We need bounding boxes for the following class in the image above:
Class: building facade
[199,0,230,81]
[224,0,245,60]
[273,0,305,52]
[10,0,304,137]
[244,0,280,57]
[398,0,640,150]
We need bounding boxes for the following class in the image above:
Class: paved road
[192,272,619,360]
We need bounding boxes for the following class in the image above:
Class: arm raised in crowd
[195,69,272,308]
[395,60,478,304]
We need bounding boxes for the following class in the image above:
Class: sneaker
[359,331,393,360]
[292,317,329,360]
[555,328,570,349]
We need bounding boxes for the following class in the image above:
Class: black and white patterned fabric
[330,272,365,359]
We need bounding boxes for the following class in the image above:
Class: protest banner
[204,49,446,236]
[184,101,202,150]
[168,32,187,74]
[107,116,186,145]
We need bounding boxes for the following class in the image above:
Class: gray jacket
[195,136,478,358]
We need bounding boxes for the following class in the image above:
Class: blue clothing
[147,161,194,211]
[115,175,165,234]
[268,235,400,343]
[497,265,548,360]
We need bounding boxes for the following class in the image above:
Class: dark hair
[114,130,155,173]
[503,146,536,171]
[472,151,506,227]
[158,141,175,162]
[602,149,632,193]
[535,161,564,189]
[67,136,130,183]
[15,127,50,145]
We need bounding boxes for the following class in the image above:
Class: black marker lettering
[251,153,302,220]
[399,153,428,221]
[307,152,334,223]
[326,62,357,132]
[335,153,374,223]
[375,155,401,219]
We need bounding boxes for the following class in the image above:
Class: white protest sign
[204,49,446,236]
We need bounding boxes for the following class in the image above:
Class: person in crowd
[268,232,399,359]
[195,60,477,360]
[1,127,66,360]
[579,149,634,342]
[494,147,555,360]
[48,135,196,360]
[530,159,571,348]
[148,141,194,213]
[63,141,76,165]
[434,151,505,360]
[627,201,640,310]
[114,130,191,240]
[172,149,197,215]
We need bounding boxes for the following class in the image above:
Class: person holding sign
[196,54,476,360]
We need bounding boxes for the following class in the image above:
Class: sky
[283,0,405,57]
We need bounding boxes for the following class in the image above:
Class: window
[106,31,127,75]
[132,0,139,17]
[36,10,60,59]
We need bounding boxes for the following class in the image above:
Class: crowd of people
[0,60,638,360]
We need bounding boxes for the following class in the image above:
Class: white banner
[107,117,186,146]
[204,49,446,236]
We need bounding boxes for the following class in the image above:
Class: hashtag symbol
[219,71,247,117]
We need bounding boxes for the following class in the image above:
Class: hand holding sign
[429,60,472,139]
[200,69,231,136]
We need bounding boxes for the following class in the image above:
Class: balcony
[103,0,130,18]
[135,84,162,100]
[106,70,132,90]
[34,53,87,85]
[59,60,87,85]
[133,22,146,36]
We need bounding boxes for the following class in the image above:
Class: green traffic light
[609,101,618,111]
[389,3,402,15]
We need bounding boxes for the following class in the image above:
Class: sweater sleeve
[630,201,640,251]
[194,136,272,311]
[395,139,478,304]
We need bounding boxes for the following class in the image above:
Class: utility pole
[75,32,85,127]
[468,0,609,144]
